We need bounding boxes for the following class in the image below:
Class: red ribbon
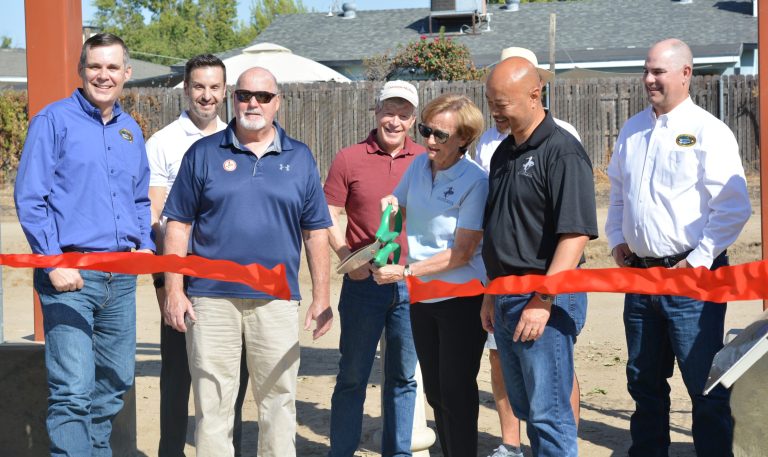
[5,253,766,304]
[406,260,768,303]
[0,252,291,300]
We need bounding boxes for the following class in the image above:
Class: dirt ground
[1,181,764,457]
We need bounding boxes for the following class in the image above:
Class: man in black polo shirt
[480,57,598,457]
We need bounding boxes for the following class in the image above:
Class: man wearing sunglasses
[145,54,250,457]
[323,80,423,456]
[161,66,333,457]
[481,57,598,457]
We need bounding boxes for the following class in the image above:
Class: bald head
[488,57,542,97]
[648,38,693,71]
[485,57,545,141]
[644,38,693,115]
[236,67,278,93]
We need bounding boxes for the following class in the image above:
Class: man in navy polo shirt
[161,66,333,457]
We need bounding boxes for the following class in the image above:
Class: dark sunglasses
[234,90,279,104]
[418,123,450,144]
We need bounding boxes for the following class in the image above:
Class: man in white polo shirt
[145,54,249,457]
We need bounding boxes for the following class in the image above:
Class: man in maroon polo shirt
[324,81,424,456]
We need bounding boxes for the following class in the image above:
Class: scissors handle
[373,242,400,267]
[373,204,402,266]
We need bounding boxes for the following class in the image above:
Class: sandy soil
[1,181,764,457]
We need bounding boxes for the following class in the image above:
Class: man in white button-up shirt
[605,39,750,457]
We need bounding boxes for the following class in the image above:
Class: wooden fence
[119,75,761,181]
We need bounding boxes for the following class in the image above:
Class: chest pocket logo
[519,156,535,177]
[675,134,697,147]
[223,159,237,172]
[279,164,291,172]
[438,186,456,205]
[119,128,133,143]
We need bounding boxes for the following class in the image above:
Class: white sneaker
[488,444,524,457]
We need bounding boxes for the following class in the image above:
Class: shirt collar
[430,154,470,181]
[365,129,421,157]
[649,96,694,128]
[509,111,556,151]
[222,120,290,155]
[178,111,226,136]
[73,89,123,123]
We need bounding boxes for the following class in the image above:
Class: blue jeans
[34,268,137,457]
[494,292,586,457]
[329,275,418,457]
[624,257,733,457]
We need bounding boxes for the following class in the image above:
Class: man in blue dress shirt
[14,33,154,457]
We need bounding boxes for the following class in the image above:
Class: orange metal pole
[24,0,83,341]
[759,0,768,310]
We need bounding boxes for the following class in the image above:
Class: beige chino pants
[187,296,300,457]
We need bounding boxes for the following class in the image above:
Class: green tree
[93,0,260,64]
[0,91,28,180]
[386,32,484,81]
[252,0,307,33]
[487,0,579,3]
[1,36,12,48]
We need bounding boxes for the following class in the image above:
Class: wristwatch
[403,264,413,277]
[537,293,553,304]
[153,276,165,289]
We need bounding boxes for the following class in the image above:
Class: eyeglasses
[418,123,450,144]
[234,90,279,104]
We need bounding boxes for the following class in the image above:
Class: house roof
[251,0,757,69]
[0,48,172,82]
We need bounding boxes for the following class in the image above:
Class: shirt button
[112,192,116,197]
[107,147,112,150]
[110,169,115,174]
[116,215,120,219]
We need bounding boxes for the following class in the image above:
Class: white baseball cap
[500,47,555,84]
[378,80,419,108]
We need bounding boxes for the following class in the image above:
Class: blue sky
[3,0,427,49]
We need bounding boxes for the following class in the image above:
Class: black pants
[410,295,487,457]
[158,324,250,457]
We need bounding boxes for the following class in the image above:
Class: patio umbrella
[174,43,351,88]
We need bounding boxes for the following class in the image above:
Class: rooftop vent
[342,2,357,19]
[428,0,488,34]
[502,0,520,12]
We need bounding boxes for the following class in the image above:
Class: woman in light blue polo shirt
[373,93,488,457]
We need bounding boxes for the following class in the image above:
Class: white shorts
[485,332,497,350]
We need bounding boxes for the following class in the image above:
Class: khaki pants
[187,296,300,457]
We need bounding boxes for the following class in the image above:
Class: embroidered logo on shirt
[519,156,535,177]
[223,159,237,172]
[119,128,133,143]
[443,187,454,199]
[675,134,697,147]
[279,164,291,172]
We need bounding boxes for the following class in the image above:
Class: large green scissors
[336,204,402,274]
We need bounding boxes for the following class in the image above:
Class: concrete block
[0,343,136,456]
[732,352,768,457]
